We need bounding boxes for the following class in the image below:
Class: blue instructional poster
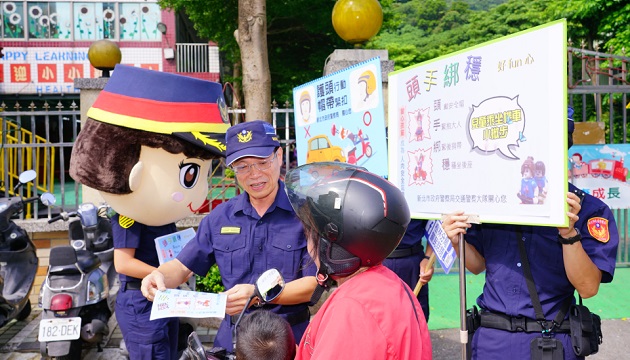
[292,57,388,177]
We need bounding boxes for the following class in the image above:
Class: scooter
[179,268,286,360]
[39,201,117,359]
[347,129,372,165]
[0,170,41,328]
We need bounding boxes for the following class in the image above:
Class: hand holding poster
[388,20,568,226]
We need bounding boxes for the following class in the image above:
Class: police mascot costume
[69,64,229,360]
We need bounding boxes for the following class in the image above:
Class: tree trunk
[235,0,271,122]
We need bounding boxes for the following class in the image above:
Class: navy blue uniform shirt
[177,181,315,350]
[465,183,619,360]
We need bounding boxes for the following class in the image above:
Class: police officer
[383,219,434,321]
[142,120,317,352]
[441,109,619,360]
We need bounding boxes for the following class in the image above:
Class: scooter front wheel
[16,299,31,321]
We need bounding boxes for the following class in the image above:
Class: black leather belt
[231,307,310,326]
[387,242,422,259]
[480,312,571,333]
[122,281,141,291]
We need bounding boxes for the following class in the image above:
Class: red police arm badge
[586,217,610,243]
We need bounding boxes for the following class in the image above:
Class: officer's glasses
[232,152,277,175]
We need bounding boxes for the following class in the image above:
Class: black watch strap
[558,228,582,244]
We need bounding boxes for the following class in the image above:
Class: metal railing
[0,95,628,266]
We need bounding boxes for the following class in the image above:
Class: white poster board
[388,20,568,226]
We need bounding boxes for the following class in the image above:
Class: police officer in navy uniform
[69,65,230,359]
[383,219,433,321]
[441,108,619,360]
[142,120,317,352]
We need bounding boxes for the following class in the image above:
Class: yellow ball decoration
[332,0,383,45]
[88,40,122,71]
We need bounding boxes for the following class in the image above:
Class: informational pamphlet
[425,220,456,274]
[154,227,196,265]
[150,289,227,320]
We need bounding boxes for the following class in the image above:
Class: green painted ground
[427,267,630,330]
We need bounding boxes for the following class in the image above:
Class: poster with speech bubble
[388,20,568,226]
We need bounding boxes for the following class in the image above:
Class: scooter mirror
[232,268,286,351]
[18,170,37,184]
[40,193,56,207]
[255,268,285,303]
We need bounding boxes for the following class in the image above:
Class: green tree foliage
[160,0,629,108]
[159,0,348,103]
[371,0,630,71]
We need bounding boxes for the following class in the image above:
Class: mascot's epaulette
[118,215,135,229]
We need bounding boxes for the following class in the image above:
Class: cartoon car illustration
[307,135,346,163]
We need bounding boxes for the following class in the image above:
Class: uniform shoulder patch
[586,217,609,243]
[118,215,135,229]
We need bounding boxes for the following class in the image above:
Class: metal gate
[568,46,630,265]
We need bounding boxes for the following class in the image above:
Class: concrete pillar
[73,78,108,205]
[323,49,395,126]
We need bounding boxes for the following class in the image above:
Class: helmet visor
[285,162,366,232]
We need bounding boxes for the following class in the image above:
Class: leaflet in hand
[154,227,196,265]
[425,220,457,274]
[150,288,227,320]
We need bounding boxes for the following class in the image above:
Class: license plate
[39,317,82,342]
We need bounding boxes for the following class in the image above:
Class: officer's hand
[441,211,471,246]
[419,258,434,285]
[141,270,166,302]
[558,191,582,238]
[224,284,256,316]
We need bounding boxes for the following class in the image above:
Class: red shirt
[296,264,432,360]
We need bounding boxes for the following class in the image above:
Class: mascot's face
[100,145,211,226]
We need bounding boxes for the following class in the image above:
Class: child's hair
[235,310,296,360]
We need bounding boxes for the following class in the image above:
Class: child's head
[235,310,296,360]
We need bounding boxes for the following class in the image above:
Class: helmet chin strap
[308,270,333,306]
[308,237,361,306]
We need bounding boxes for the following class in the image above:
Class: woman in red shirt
[285,163,433,360]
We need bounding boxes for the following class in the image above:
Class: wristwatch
[558,228,582,245]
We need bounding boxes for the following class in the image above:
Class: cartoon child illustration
[534,161,548,204]
[357,70,376,102]
[517,156,538,204]
[299,90,312,123]
[571,153,585,168]
[413,153,427,181]
[415,111,424,141]
[69,64,229,360]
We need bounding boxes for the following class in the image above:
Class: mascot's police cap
[87,64,230,156]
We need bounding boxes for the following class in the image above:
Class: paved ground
[0,308,628,359]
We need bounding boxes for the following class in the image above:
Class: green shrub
[196,264,225,293]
